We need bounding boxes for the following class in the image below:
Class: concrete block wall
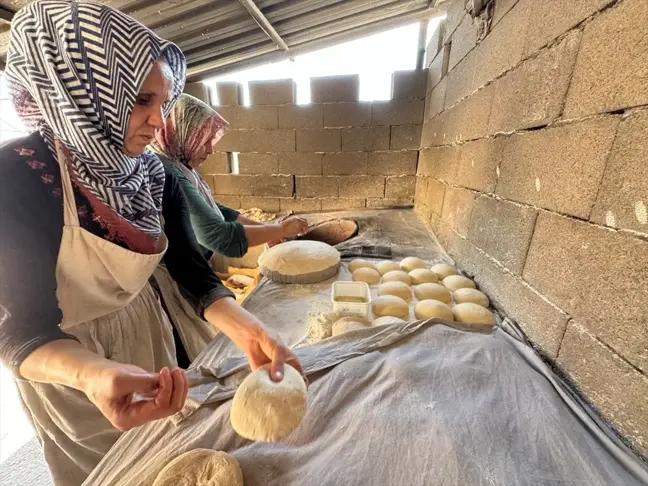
[201,73,425,213]
[415,0,648,455]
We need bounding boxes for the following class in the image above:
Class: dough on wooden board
[453,288,490,308]
[152,449,243,486]
[231,364,307,442]
[377,281,412,301]
[372,295,409,318]
[375,260,402,275]
[452,303,496,325]
[442,275,476,292]
[413,283,452,304]
[259,240,340,284]
[332,316,370,336]
[352,267,381,285]
[408,269,439,285]
[414,300,454,320]
[372,316,406,327]
[381,270,412,285]
[348,258,375,272]
[430,263,458,280]
[400,257,425,272]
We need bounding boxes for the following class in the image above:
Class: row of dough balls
[350,258,462,287]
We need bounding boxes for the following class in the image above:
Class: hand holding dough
[152,449,243,486]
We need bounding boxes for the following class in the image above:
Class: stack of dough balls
[152,449,243,486]
[259,240,340,284]
[332,316,370,336]
[230,364,307,443]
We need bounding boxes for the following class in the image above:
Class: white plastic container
[331,281,371,319]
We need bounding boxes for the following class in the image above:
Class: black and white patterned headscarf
[5,0,186,237]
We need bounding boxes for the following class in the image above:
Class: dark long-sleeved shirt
[0,132,234,374]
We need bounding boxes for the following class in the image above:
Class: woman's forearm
[242,223,285,248]
[203,296,263,346]
[236,215,262,226]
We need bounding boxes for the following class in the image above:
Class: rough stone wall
[188,72,427,213]
[416,0,648,454]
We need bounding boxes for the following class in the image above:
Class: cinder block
[427,49,446,91]
[390,125,422,150]
[445,0,467,38]
[591,110,648,233]
[238,153,278,175]
[525,0,615,55]
[278,104,323,129]
[214,195,241,210]
[472,0,533,90]
[253,175,293,197]
[524,212,648,371]
[415,176,428,208]
[443,84,494,143]
[371,99,424,126]
[448,14,479,71]
[441,186,474,236]
[557,322,648,452]
[197,152,229,175]
[279,198,322,213]
[295,176,338,198]
[417,146,460,182]
[425,20,446,64]
[278,153,322,175]
[322,102,372,128]
[368,151,417,176]
[392,70,428,100]
[426,179,446,217]
[209,174,255,196]
[217,129,295,152]
[564,0,648,118]
[468,195,537,274]
[248,79,296,105]
[454,138,504,193]
[496,117,619,218]
[492,0,520,26]
[296,129,341,152]
[489,30,581,134]
[311,74,360,103]
[215,105,278,129]
[321,198,366,211]
[215,82,241,105]
[322,152,368,176]
[367,198,413,208]
[385,176,416,199]
[444,49,477,108]
[183,82,211,104]
[337,176,385,198]
[240,196,281,212]
[341,127,390,151]
[424,78,447,122]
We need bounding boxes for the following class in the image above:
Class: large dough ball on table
[453,288,490,308]
[230,364,307,442]
[152,449,243,486]
[442,275,476,292]
[372,316,406,327]
[332,316,370,336]
[375,260,402,275]
[408,268,439,285]
[453,303,496,325]
[352,267,381,285]
[377,281,412,302]
[413,283,451,304]
[414,300,454,320]
[400,257,425,272]
[372,295,409,319]
[348,258,375,272]
[259,240,340,284]
[431,263,458,280]
[381,270,412,285]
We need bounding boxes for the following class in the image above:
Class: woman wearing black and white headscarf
[0,1,301,484]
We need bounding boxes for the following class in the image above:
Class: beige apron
[16,143,178,486]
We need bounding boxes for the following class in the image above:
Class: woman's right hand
[280,216,308,238]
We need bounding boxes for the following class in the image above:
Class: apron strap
[54,139,80,227]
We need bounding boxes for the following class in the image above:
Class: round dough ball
[372,316,406,327]
[453,303,496,325]
[372,295,409,319]
[352,267,381,285]
[375,260,402,275]
[413,283,452,304]
[400,257,425,272]
[442,275,476,292]
[377,281,412,302]
[332,316,370,336]
[230,364,307,442]
[430,263,458,280]
[453,288,490,308]
[348,258,375,272]
[259,240,340,284]
[153,449,243,486]
[408,268,439,285]
[381,270,412,285]
[414,300,454,320]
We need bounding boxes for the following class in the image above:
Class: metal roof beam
[237,0,291,59]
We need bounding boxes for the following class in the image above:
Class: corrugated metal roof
[0,0,444,79]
